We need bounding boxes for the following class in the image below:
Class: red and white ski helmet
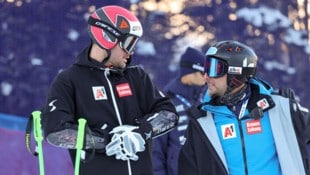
[88,5,143,53]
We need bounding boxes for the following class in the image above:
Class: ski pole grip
[76,118,87,150]
[32,111,43,142]
[31,110,45,175]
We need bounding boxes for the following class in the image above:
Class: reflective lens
[119,35,139,55]
[204,56,227,78]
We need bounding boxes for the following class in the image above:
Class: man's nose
[204,73,211,80]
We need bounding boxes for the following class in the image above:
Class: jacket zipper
[104,69,132,175]
[238,119,248,175]
[237,99,249,175]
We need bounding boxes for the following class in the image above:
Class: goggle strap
[239,67,256,77]
[88,16,124,39]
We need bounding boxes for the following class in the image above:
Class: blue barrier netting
[0,113,27,131]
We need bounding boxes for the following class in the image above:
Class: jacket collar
[200,77,275,117]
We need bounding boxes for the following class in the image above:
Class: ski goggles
[204,56,228,78]
[118,35,139,55]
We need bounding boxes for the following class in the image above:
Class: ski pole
[32,111,45,175]
[75,118,87,175]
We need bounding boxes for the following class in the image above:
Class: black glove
[134,117,153,140]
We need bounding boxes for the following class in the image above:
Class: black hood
[74,45,104,69]
[74,44,128,76]
[74,44,131,74]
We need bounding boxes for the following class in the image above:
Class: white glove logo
[105,125,146,161]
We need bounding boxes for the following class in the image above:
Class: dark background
[0,0,309,174]
[1,0,309,117]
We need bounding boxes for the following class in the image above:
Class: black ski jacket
[42,45,178,175]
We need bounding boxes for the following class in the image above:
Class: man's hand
[105,125,146,161]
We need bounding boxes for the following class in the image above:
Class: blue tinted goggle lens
[119,35,139,54]
[204,57,227,78]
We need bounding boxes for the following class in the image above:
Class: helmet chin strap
[89,41,111,67]
[126,55,132,66]
[99,45,131,68]
[219,75,248,106]
[103,51,131,76]
[100,48,111,66]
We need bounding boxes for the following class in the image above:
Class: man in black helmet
[41,5,178,175]
[178,40,310,175]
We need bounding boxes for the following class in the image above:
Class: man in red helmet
[178,40,310,175]
[41,5,178,175]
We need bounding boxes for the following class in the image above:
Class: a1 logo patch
[92,86,108,100]
[221,123,236,139]
[256,98,269,110]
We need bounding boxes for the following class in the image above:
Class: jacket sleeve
[290,101,310,143]
[290,100,310,174]
[41,71,76,137]
[276,88,310,143]
[302,109,310,144]
[300,106,310,144]
[152,135,169,175]
[134,67,179,138]
[178,121,198,175]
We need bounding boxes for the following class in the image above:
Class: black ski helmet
[205,40,258,105]
[205,40,258,81]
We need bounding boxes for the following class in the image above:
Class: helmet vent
[227,47,233,52]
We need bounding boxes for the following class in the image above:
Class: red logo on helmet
[119,19,129,29]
